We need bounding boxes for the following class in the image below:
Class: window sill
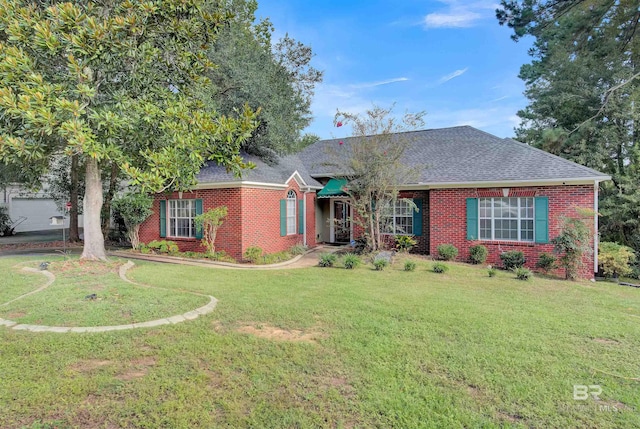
[477,240,537,247]
[167,236,198,242]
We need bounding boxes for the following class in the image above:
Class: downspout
[593,180,599,276]
[302,189,308,247]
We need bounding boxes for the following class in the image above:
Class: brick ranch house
[139,126,610,279]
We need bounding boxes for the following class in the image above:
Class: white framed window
[479,197,534,242]
[286,190,296,235]
[169,199,196,238]
[382,199,413,235]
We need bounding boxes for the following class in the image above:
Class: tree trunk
[68,154,80,242]
[81,157,107,261]
[101,162,119,238]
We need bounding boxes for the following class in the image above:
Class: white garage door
[10,198,65,232]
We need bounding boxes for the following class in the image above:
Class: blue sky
[256,0,533,140]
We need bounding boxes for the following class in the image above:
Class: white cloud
[438,68,468,84]
[424,1,498,29]
[425,11,481,28]
[351,77,409,89]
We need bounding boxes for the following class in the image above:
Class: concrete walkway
[0,261,217,333]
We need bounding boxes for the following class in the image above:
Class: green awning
[317,178,348,198]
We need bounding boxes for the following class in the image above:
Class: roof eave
[399,176,611,190]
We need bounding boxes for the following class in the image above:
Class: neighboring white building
[1,184,83,233]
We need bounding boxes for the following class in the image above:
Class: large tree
[497,0,640,251]
[0,0,258,260]
[208,0,322,160]
[329,105,425,252]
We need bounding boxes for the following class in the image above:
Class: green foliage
[514,267,533,281]
[497,0,640,257]
[395,235,418,252]
[289,244,307,255]
[244,246,264,263]
[469,244,488,264]
[500,251,525,270]
[261,251,293,265]
[208,10,323,158]
[404,260,417,272]
[319,253,337,268]
[195,206,228,254]
[373,259,388,271]
[552,217,592,280]
[0,205,10,235]
[536,253,557,273]
[598,242,636,278]
[0,0,259,259]
[342,253,361,269]
[142,240,179,255]
[437,244,458,261]
[112,192,154,249]
[487,266,497,277]
[432,262,448,274]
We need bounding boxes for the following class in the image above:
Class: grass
[0,255,639,428]
[0,257,208,327]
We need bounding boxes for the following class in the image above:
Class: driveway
[0,229,67,244]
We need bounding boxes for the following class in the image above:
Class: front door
[332,201,351,243]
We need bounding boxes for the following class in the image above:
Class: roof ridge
[315,125,476,143]
[502,138,608,177]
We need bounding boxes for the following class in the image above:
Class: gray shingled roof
[297,126,609,184]
[197,153,322,188]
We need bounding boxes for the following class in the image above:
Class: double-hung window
[169,199,196,238]
[479,197,534,241]
[286,190,296,235]
[382,199,413,235]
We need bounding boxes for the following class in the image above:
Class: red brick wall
[429,185,596,279]
[138,181,316,261]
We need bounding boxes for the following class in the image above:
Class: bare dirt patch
[7,311,26,319]
[115,356,156,381]
[69,359,113,373]
[497,410,524,423]
[54,259,120,277]
[594,337,620,345]
[236,323,325,343]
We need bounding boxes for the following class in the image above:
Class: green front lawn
[0,256,638,428]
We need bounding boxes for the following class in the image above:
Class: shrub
[432,262,448,273]
[318,253,337,267]
[395,235,417,252]
[552,216,593,280]
[514,267,533,281]
[194,206,228,254]
[0,206,11,236]
[598,242,636,278]
[243,246,263,263]
[487,266,497,277]
[262,251,292,264]
[469,244,488,264]
[500,251,525,270]
[289,244,307,255]
[111,192,154,249]
[205,250,237,264]
[147,240,179,254]
[404,260,417,271]
[536,253,557,273]
[342,253,361,269]
[437,244,458,261]
[373,259,388,271]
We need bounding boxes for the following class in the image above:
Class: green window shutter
[280,199,287,236]
[298,199,304,234]
[195,199,203,239]
[412,198,423,236]
[466,198,478,240]
[534,197,549,243]
[159,200,167,238]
